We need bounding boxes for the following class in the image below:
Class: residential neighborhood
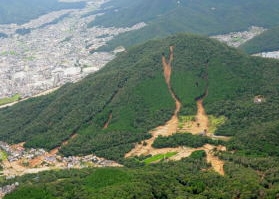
[0,0,145,99]
[211,26,266,47]
[0,140,122,179]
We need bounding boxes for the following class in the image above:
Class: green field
[0,94,21,106]
[0,151,7,161]
[208,115,227,134]
[143,152,177,164]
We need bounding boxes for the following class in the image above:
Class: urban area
[0,0,145,99]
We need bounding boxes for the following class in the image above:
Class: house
[253,95,266,104]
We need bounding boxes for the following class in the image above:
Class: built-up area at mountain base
[1,0,279,198]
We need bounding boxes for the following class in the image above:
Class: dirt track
[103,113,112,129]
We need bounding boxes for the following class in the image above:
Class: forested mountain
[239,26,279,54]
[0,0,85,24]
[1,34,279,198]
[1,34,279,159]
[91,0,279,51]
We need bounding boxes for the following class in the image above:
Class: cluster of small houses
[0,141,119,198]
[0,141,45,162]
[0,141,118,169]
[0,182,19,198]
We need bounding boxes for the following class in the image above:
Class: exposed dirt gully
[125,46,225,175]
[103,113,112,129]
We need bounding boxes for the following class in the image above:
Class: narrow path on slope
[103,113,112,129]
[125,46,181,157]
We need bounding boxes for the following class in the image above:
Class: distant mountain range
[0,0,85,24]
[91,0,279,51]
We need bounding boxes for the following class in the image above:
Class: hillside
[1,34,279,198]
[0,0,85,24]
[92,0,279,51]
[0,34,279,159]
[239,26,279,54]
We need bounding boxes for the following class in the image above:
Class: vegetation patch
[189,150,206,159]
[178,115,195,129]
[142,152,177,164]
[0,94,21,106]
[84,168,131,190]
[208,115,227,134]
[0,151,7,161]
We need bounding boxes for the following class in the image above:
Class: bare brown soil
[179,99,209,135]
[103,113,112,129]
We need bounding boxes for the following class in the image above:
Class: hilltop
[1,34,279,198]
